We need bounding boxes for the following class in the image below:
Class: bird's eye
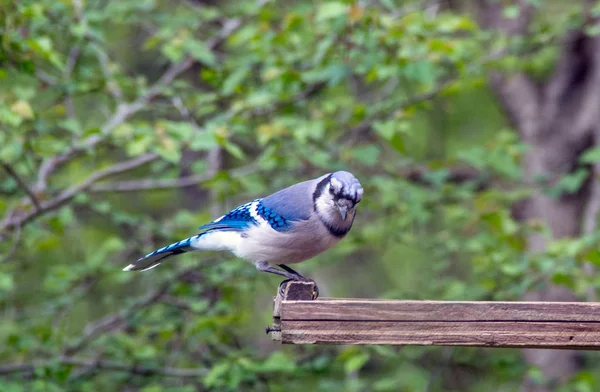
[329,186,335,194]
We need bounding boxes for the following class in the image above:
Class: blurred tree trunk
[478,1,600,391]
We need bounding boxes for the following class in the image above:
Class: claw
[278,278,319,299]
[301,278,319,299]
[278,279,294,297]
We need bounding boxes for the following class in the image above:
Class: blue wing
[198,192,311,233]
[257,179,317,232]
[198,200,260,232]
[255,202,292,232]
[258,179,314,232]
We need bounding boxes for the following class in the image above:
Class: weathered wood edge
[279,320,600,349]
[268,280,317,342]
[282,300,600,322]
[267,282,600,349]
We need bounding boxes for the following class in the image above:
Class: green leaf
[352,145,380,166]
[585,24,600,36]
[302,64,349,85]
[581,147,600,163]
[190,299,209,312]
[317,2,348,21]
[190,130,218,151]
[503,5,520,19]
[135,345,157,359]
[204,363,229,387]
[156,142,182,163]
[258,352,296,373]
[0,273,14,293]
[344,352,369,374]
[185,40,217,67]
[553,169,588,196]
[10,100,34,119]
[222,66,250,95]
[162,40,185,62]
[551,272,573,287]
[163,121,195,140]
[127,134,154,156]
[388,132,406,154]
[585,249,600,266]
[0,137,24,161]
[221,140,246,160]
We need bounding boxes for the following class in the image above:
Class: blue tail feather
[123,234,200,272]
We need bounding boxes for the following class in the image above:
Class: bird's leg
[255,261,319,299]
[277,264,306,280]
[256,261,302,280]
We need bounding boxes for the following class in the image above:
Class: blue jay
[123,171,363,292]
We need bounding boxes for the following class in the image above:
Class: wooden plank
[265,281,600,349]
[280,320,600,348]
[282,300,600,322]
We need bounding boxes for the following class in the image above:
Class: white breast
[233,216,341,265]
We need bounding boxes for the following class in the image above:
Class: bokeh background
[2,0,600,391]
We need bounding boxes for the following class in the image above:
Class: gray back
[261,174,329,221]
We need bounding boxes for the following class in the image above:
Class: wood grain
[281,320,600,348]
[282,300,600,322]
[268,281,600,349]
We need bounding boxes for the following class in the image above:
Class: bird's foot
[278,279,292,297]
[278,278,319,300]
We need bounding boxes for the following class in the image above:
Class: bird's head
[313,171,363,234]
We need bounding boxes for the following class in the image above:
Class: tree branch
[540,4,600,140]
[91,42,123,103]
[399,165,487,187]
[34,18,242,193]
[90,164,258,193]
[62,266,197,356]
[0,224,21,263]
[479,0,535,35]
[36,70,58,86]
[582,129,600,301]
[0,356,206,378]
[34,55,189,193]
[1,153,159,236]
[1,162,41,211]
[1,18,246,241]
[477,1,540,138]
[346,77,456,143]
[248,81,327,116]
[62,283,168,355]
[64,45,81,120]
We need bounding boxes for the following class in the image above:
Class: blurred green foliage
[1,0,600,391]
